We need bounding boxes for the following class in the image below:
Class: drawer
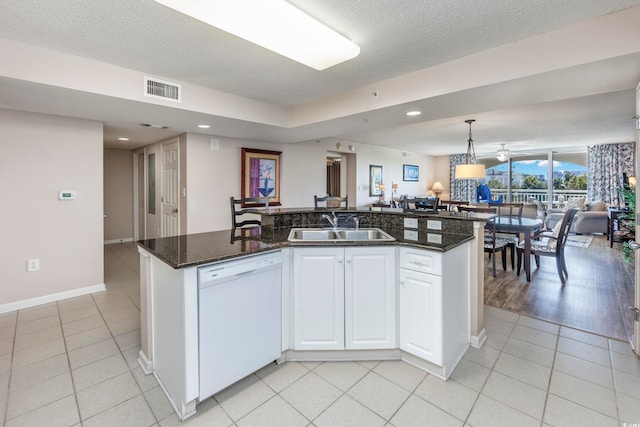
[399,247,442,276]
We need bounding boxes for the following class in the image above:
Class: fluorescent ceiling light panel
[154,0,360,70]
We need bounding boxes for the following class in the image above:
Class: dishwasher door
[198,253,282,400]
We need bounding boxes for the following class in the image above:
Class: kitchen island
[137,208,490,420]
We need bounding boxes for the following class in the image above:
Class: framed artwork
[403,164,419,182]
[241,147,282,206]
[369,165,383,196]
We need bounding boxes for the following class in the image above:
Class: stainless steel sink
[287,228,395,243]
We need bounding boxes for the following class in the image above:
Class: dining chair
[230,196,269,230]
[314,195,349,209]
[440,200,469,211]
[489,202,524,269]
[458,206,509,277]
[414,197,440,212]
[516,207,579,284]
[488,202,523,217]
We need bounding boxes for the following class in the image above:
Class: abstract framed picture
[369,165,383,196]
[403,164,419,182]
[241,147,282,206]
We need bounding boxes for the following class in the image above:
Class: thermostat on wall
[58,190,76,201]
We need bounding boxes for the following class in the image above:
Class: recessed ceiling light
[154,0,360,70]
[117,137,130,141]
[406,111,421,116]
[197,124,211,129]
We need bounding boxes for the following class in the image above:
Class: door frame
[634,82,640,355]
[133,148,146,241]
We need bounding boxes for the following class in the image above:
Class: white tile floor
[1,242,640,426]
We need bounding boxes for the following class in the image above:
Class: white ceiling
[1,0,639,156]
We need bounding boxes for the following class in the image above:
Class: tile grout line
[462,312,519,426]
[88,291,161,425]
[609,340,623,425]
[538,322,561,427]
[2,312,17,427]
[54,300,85,427]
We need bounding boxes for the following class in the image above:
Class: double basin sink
[287,227,395,243]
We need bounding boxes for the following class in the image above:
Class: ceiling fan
[496,144,510,162]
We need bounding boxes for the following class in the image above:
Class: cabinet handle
[399,279,405,286]
[337,258,343,263]
[346,258,352,263]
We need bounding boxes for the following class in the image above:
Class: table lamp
[432,181,445,196]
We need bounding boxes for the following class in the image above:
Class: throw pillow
[587,200,607,211]
[546,221,562,248]
[565,197,586,211]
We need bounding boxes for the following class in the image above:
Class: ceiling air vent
[144,77,181,103]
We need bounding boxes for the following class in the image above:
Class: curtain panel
[449,154,477,203]
[587,142,635,207]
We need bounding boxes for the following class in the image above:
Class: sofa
[547,199,608,234]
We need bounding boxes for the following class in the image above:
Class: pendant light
[455,119,485,179]
[496,144,510,162]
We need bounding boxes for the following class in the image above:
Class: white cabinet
[293,246,396,351]
[399,245,469,374]
[399,266,443,364]
[345,247,396,350]
[293,247,344,350]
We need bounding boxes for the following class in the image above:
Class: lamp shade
[432,181,445,192]
[455,164,486,179]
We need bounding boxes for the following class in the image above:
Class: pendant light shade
[455,119,485,179]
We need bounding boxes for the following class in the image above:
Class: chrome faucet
[352,216,360,230]
[322,212,339,229]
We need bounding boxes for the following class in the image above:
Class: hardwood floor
[484,234,635,341]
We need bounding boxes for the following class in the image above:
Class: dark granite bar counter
[137,207,487,269]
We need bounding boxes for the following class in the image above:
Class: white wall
[184,133,309,233]
[183,135,437,232]
[104,149,134,242]
[0,109,104,309]
[347,143,435,205]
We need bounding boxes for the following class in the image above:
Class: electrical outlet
[27,258,40,272]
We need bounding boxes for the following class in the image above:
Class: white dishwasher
[198,251,282,400]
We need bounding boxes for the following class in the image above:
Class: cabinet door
[399,268,442,364]
[345,247,396,350]
[293,248,345,350]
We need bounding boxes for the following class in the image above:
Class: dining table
[493,216,544,281]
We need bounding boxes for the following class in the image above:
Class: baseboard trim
[470,328,487,349]
[105,237,134,245]
[0,283,106,314]
[138,350,153,375]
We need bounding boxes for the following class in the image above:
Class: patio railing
[489,189,587,206]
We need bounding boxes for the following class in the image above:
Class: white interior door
[161,140,179,237]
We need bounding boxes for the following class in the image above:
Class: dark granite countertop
[137,225,474,269]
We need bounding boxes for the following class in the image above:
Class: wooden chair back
[440,200,470,211]
[230,196,268,230]
[314,195,349,209]
[458,205,508,276]
[457,205,496,214]
[488,202,523,218]
[413,197,439,212]
[554,208,580,255]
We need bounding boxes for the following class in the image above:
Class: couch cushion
[565,197,586,211]
[587,200,607,211]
